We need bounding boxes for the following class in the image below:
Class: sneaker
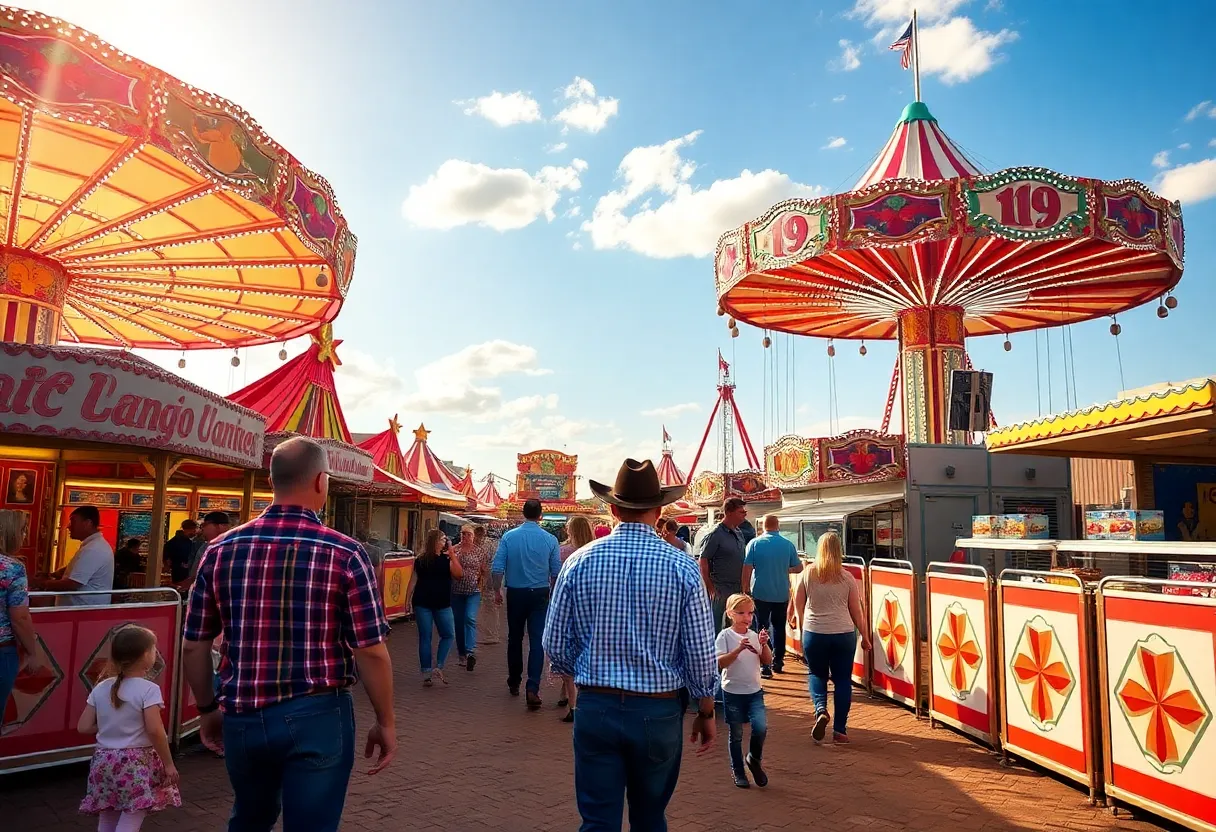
[466,654,476,672]
[812,711,830,743]
[457,655,467,667]
[732,769,750,788]
[422,673,433,687]
[561,709,575,723]
[833,731,850,744]
[508,682,520,696]
[746,753,768,787]
[526,691,543,711]
[761,667,774,680]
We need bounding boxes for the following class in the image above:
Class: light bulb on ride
[177,357,186,369]
[727,317,736,329]
[827,343,835,358]
[231,352,241,367]
[762,336,771,348]
[1110,321,1121,336]
[1003,336,1011,352]
[1157,304,1168,319]
[730,326,739,338]
[315,271,328,288]
[278,348,288,361]
[1165,295,1178,309]
[859,342,867,356]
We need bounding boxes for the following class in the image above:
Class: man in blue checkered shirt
[544,459,717,831]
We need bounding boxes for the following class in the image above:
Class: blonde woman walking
[553,516,593,722]
[789,532,871,744]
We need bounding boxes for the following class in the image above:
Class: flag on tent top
[889,19,913,69]
[662,425,671,443]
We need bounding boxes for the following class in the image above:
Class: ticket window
[58,506,120,570]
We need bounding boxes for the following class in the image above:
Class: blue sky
[35,0,1216,493]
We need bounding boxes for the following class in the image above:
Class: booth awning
[373,466,469,508]
[987,378,1216,461]
[772,488,905,522]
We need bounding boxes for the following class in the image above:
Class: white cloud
[1210,138,1216,148]
[566,204,582,217]
[822,136,848,150]
[641,402,701,418]
[396,340,556,422]
[582,131,822,258]
[545,142,568,153]
[1178,142,1191,151]
[402,159,588,231]
[458,90,542,126]
[851,1,1016,83]
[1151,150,1170,169]
[832,94,847,103]
[915,17,1017,83]
[554,76,619,134]
[831,39,862,71]
[1155,157,1216,205]
[1185,100,1213,121]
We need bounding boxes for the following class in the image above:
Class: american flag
[889,19,913,69]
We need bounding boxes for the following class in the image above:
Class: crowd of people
[0,436,876,832]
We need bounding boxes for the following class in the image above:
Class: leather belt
[579,685,681,699]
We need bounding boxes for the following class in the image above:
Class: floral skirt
[79,746,181,815]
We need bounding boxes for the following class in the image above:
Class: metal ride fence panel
[870,558,921,712]
[927,563,998,747]
[1097,577,1216,832]
[1,589,182,774]
[382,556,416,620]
[845,555,870,688]
[997,570,1099,802]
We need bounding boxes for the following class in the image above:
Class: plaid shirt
[542,523,718,699]
[183,505,389,714]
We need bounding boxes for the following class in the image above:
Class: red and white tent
[400,424,465,492]
[656,448,686,488]
[855,101,981,189]
[476,477,505,510]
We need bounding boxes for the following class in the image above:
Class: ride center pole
[912,9,921,102]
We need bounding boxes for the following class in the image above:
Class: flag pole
[912,9,921,102]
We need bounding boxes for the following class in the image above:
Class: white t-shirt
[88,676,163,749]
[715,628,763,694]
[64,533,114,606]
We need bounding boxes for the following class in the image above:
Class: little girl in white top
[77,625,181,831]
[715,593,772,789]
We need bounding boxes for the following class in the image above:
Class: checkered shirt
[183,505,389,714]
[542,522,717,699]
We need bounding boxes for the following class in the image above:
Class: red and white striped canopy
[855,102,982,189]
[476,477,505,509]
[401,424,464,492]
[656,449,687,487]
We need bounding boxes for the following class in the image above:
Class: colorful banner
[0,598,180,771]
[516,450,577,502]
[0,344,265,468]
[927,570,997,746]
[999,578,1094,790]
[870,563,918,709]
[1099,586,1216,829]
[382,557,415,620]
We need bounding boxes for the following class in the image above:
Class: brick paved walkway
[7,623,1170,831]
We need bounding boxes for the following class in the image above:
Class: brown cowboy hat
[590,459,686,510]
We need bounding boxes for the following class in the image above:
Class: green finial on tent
[899,101,935,125]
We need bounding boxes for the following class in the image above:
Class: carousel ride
[0,6,356,353]
[714,95,1183,449]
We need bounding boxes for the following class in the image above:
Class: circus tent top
[476,476,505,510]
[400,424,465,492]
[0,7,356,349]
[356,417,468,507]
[228,325,351,443]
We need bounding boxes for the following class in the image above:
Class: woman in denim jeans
[450,525,489,672]
[406,529,464,686]
[790,532,871,744]
[0,510,41,719]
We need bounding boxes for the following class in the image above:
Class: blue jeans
[506,587,548,693]
[803,630,856,735]
[415,605,455,673]
[722,690,767,774]
[573,691,684,831]
[222,689,355,832]
[451,592,481,657]
[0,645,17,722]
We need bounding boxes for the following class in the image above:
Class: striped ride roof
[855,102,981,190]
[476,477,505,509]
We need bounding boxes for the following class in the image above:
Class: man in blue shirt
[743,514,803,677]
[492,498,561,710]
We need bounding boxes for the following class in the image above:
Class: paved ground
[7,619,1173,831]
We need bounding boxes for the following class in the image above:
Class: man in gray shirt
[697,497,748,630]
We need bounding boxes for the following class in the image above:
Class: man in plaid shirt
[183,436,397,832]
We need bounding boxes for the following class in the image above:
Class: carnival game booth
[0,344,267,773]
[499,450,607,528]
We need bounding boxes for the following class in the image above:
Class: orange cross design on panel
[936,603,982,698]
[1116,637,1211,773]
[876,592,909,671]
[1010,617,1075,729]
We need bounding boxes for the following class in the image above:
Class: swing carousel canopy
[0,7,356,349]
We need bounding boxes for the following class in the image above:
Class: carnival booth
[0,345,267,772]
[498,450,606,525]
